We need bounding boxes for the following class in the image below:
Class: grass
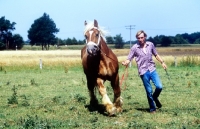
[0,48,199,128]
[0,48,200,69]
[0,65,199,128]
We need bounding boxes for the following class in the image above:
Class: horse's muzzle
[86,44,99,56]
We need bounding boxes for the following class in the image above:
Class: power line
[125,25,135,67]
[125,25,135,48]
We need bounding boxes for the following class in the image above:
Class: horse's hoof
[114,97,123,107]
[106,105,117,116]
[116,107,123,113]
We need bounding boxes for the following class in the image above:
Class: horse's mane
[84,21,109,41]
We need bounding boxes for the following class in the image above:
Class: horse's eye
[96,33,99,37]
[85,35,88,39]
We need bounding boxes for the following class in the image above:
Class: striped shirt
[127,41,158,75]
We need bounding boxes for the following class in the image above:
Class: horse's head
[84,19,102,56]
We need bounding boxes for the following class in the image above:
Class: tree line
[1,13,200,50]
[0,16,23,50]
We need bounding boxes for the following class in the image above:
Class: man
[122,30,167,113]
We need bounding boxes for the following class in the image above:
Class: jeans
[140,70,162,112]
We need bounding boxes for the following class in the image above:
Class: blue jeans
[140,70,162,112]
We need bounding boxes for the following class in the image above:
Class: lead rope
[120,65,128,90]
[99,46,129,90]
[165,69,175,91]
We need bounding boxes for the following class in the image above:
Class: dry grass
[112,47,200,56]
[0,50,81,67]
[0,47,200,68]
[156,47,200,56]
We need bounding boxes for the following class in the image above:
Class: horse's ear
[94,19,98,27]
[84,21,87,26]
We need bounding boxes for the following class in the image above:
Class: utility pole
[125,25,135,67]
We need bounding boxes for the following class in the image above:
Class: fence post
[174,56,177,67]
[40,59,42,69]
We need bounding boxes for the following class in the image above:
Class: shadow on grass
[136,107,166,113]
[135,108,149,113]
[84,104,117,117]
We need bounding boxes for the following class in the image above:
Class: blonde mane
[84,21,109,39]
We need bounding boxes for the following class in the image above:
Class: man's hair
[135,30,147,38]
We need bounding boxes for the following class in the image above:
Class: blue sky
[1,0,200,41]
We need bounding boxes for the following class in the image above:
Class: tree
[172,34,189,44]
[66,38,72,45]
[105,36,114,44]
[160,36,172,47]
[194,38,200,44]
[114,34,124,49]
[0,16,16,50]
[147,36,157,46]
[153,35,161,46]
[55,37,64,46]
[71,37,78,45]
[181,33,191,43]
[28,13,59,50]
[9,34,24,50]
[190,32,200,44]
[77,40,84,45]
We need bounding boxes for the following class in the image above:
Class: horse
[81,19,123,116]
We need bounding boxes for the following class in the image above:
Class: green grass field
[0,64,199,128]
[0,45,200,128]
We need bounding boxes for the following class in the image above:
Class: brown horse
[81,19,123,115]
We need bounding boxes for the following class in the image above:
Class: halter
[85,27,101,47]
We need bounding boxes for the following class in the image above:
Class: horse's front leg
[96,78,116,116]
[111,74,123,113]
[87,76,98,106]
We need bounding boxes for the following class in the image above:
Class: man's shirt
[127,41,157,75]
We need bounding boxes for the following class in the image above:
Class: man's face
[137,33,146,45]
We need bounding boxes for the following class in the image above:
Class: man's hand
[161,62,167,70]
[122,60,130,66]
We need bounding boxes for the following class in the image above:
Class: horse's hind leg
[96,78,116,116]
[111,74,123,113]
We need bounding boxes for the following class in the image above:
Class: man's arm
[155,54,167,69]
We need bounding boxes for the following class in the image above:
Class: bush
[7,85,18,105]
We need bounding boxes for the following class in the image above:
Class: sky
[1,0,200,42]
